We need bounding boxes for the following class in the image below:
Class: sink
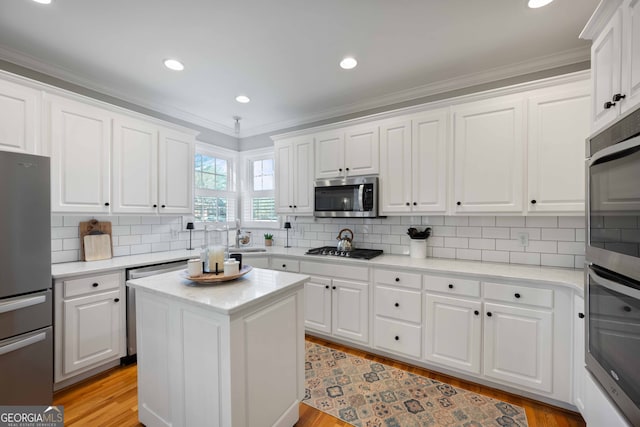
[228,247,267,253]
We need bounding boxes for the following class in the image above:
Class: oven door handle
[589,268,640,300]
[358,184,364,211]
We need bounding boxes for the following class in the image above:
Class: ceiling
[0,0,600,138]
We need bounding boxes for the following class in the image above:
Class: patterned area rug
[303,342,528,427]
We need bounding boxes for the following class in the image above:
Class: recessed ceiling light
[163,59,184,71]
[340,57,358,70]
[235,95,250,104]
[32,0,52,4]
[527,0,554,8]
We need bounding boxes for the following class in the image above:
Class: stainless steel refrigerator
[0,151,53,405]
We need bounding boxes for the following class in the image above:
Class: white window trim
[240,147,279,229]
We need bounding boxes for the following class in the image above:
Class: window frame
[241,147,279,229]
[193,143,238,226]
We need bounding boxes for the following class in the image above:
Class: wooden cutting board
[80,220,113,261]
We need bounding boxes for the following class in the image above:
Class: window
[194,147,236,223]
[242,150,277,226]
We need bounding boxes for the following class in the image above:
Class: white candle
[224,260,240,276]
[208,246,225,273]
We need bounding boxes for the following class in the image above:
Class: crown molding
[579,0,623,40]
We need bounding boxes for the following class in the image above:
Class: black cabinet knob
[487,312,493,317]
[578,312,585,319]
[530,200,537,204]
[612,93,626,102]
[394,336,399,341]
[456,201,461,206]
[289,205,293,208]
[104,202,110,207]
[413,202,417,206]
[294,205,297,208]
[153,204,158,208]
[514,293,521,299]
[339,168,343,172]
[474,310,480,316]
[448,284,454,289]
[406,202,410,206]
[92,283,99,287]
[114,298,120,303]
[325,285,329,289]
[161,204,166,208]
[623,306,632,312]
[395,277,400,282]
[282,264,286,268]
[394,302,399,307]
[332,286,336,290]
[346,167,350,171]
[604,101,616,109]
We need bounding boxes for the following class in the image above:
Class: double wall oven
[586,105,640,426]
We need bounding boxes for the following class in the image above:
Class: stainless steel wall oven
[586,105,640,426]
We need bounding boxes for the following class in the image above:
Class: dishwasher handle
[127,261,188,279]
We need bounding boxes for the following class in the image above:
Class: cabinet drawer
[423,275,480,297]
[375,269,421,290]
[374,286,421,323]
[374,317,421,359]
[484,282,553,309]
[63,272,121,298]
[271,257,300,273]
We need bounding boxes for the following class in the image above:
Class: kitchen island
[127,267,309,427]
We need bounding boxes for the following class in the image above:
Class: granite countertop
[127,268,308,315]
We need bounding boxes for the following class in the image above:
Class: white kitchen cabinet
[304,276,332,334]
[274,136,314,215]
[452,96,524,213]
[379,109,447,214]
[112,116,158,214]
[621,0,640,114]
[158,127,194,214]
[573,294,586,412]
[315,124,379,179]
[527,81,591,214]
[373,282,422,358]
[49,94,112,213]
[424,294,481,374]
[54,271,125,385]
[0,78,40,155]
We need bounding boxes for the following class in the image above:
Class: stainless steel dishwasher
[124,260,188,364]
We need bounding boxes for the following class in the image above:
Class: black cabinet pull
[395,277,400,282]
[289,205,293,208]
[612,93,626,102]
[325,285,329,289]
[487,312,493,317]
[394,302,399,307]
[578,312,585,319]
[530,200,537,204]
[153,204,158,208]
[104,202,110,207]
[456,201,461,206]
[413,202,417,206]
[92,283,99,287]
[623,306,632,312]
[346,167,350,171]
[161,204,166,208]
[604,101,616,109]
[394,336,399,341]
[474,310,479,316]
[339,168,343,172]
[294,205,297,208]
[448,284,454,289]
[332,286,336,290]
[406,202,410,206]
[282,264,286,268]
[114,298,120,303]
[514,293,521,299]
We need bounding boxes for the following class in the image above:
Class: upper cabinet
[275,135,314,215]
[49,94,112,213]
[379,109,448,214]
[527,81,591,213]
[0,79,40,155]
[315,124,379,179]
[582,0,640,132]
[452,95,524,214]
[158,128,194,214]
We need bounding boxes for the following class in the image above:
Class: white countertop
[51,247,584,293]
[127,267,308,315]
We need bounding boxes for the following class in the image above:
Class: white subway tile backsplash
[457,248,481,261]
[604,216,637,229]
[445,216,469,226]
[432,226,457,237]
[152,242,171,252]
[541,228,575,241]
[422,216,444,226]
[576,228,586,242]
[120,235,142,245]
[432,247,456,259]
[526,240,557,254]
[510,228,541,240]
[113,246,131,257]
[495,239,525,252]
[469,238,495,250]
[62,238,80,250]
[496,217,525,227]
[51,239,63,251]
[456,227,482,238]
[111,225,131,236]
[541,253,575,268]
[510,252,540,266]
[574,255,586,269]
[444,237,469,249]
[558,241,585,255]
[120,216,143,225]
[482,227,510,239]
[526,217,557,228]
[52,250,80,264]
[151,224,171,234]
[482,250,510,263]
[51,215,63,227]
[559,216,585,228]
[427,236,444,247]
[52,227,79,239]
[469,216,496,227]
[130,244,152,255]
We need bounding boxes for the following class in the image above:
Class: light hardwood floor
[53,335,586,426]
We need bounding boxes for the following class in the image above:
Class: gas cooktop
[305,246,383,260]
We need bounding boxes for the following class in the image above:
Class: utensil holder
[410,239,427,259]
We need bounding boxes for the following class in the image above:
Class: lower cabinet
[54,271,126,385]
[573,294,586,412]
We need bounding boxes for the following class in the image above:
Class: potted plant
[264,233,274,246]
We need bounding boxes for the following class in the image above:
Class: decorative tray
[181,265,252,284]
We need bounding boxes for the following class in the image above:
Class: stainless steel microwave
[314,176,378,218]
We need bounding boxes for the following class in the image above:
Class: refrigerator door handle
[0,294,46,315]
[0,331,46,356]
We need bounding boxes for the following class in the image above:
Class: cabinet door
[483,302,553,393]
[573,295,586,412]
[424,294,481,374]
[452,97,524,213]
[412,110,448,213]
[527,83,590,213]
[332,279,368,343]
[63,290,122,375]
[315,130,344,179]
[274,140,294,214]
[304,276,332,334]
[380,120,412,213]
[292,137,314,214]
[159,128,193,214]
[344,125,379,176]
[49,95,111,213]
[0,79,39,154]
[621,0,640,114]
[112,116,158,214]
[591,9,623,131]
